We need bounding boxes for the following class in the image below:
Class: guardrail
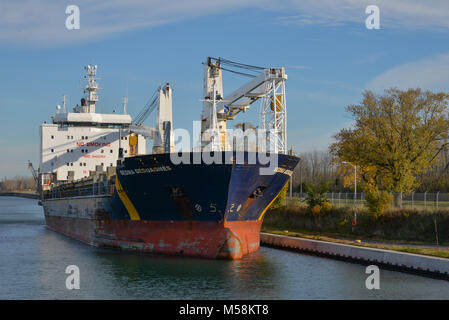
[44,182,113,200]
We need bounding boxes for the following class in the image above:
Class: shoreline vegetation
[263,203,449,259]
[264,88,449,260]
[0,176,36,193]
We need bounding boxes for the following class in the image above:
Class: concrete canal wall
[260,233,449,280]
[0,192,40,200]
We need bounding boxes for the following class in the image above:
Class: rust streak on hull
[45,215,262,260]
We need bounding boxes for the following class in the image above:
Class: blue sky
[1,0,449,177]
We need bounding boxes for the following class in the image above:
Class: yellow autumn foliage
[331,88,449,202]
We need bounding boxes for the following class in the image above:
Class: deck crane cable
[210,57,266,71]
[217,66,257,78]
[209,57,266,78]
[133,86,161,125]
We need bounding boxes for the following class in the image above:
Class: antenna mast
[84,65,99,113]
[123,96,128,114]
[63,95,66,113]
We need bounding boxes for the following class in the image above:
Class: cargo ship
[37,58,299,259]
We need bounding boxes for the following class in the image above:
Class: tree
[303,181,330,211]
[270,183,288,209]
[330,88,449,207]
[291,151,340,192]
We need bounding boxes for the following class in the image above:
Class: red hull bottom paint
[44,215,262,260]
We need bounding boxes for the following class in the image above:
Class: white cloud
[366,52,449,92]
[273,0,449,29]
[0,0,259,45]
[1,0,449,46]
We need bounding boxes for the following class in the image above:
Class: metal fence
[288,192,449,209]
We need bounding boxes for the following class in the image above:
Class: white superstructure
[39,65,147,185]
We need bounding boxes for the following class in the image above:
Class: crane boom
[200,57,288,154]
[128,124,157,139]
[27,160,41,195]
[129,83,174,154]
[216,68,287,120]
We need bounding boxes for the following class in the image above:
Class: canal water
[1,196,448,300]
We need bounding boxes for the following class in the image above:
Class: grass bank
[261,228,449,259]
[262,205,449,259]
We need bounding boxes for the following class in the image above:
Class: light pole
[343,161,357,230]
[299,159,303,199]
[289,147,293,199]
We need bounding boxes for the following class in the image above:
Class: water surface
[0,196,448,299]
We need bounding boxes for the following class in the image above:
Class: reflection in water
[1,196,449,300]
[92,246,279,299]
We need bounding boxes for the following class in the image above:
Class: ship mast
[84,65,100,113]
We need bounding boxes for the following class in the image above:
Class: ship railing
[43,181,113,200]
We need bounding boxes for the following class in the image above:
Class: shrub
[311,205,321,216]
[303,181,330,210]
[270,183,289,209]
[263,205,449,243]
[321,201,331,213]
[365,189,392,219]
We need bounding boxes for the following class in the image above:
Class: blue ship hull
[43,151,299,259]
[109,152,299,223]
